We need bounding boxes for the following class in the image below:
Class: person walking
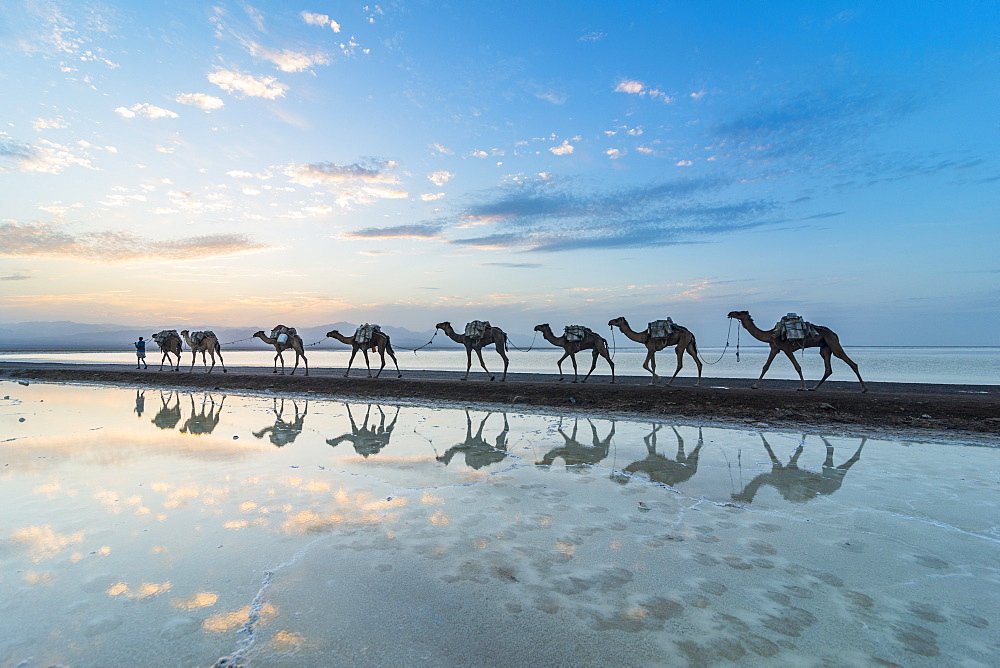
[134,336,148,369]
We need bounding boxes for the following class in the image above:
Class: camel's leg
[596,343,615,384]
[374,345,387,378]
[811,346,835,391]
[666,345,685,386]
[781,348,807,390]
[290,350,299,375]
[345,347,360,377]
[205,349,216,374]
[568,352,580,383]
[496,346,509,382]
[216,345,226,374]
[556,352,571,381]
[189,350,198,373]
[474,347,494,381]
[643,349,658,385]
[462,347,473,381]
[581,349,600,383]
[273,350,283,374]
[818,341,867,393]
[385,345,402,378]
[301,351,309,376]
[688,342,703,386]
[362,348,373,378]
[752,347,782,389]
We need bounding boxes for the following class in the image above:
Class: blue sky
[1,1,997,345]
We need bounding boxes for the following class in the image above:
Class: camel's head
[253,330,265,337]
[180,329,189,335]
[608,317,625,327]
[434,321,450,331]
[533,323,548,332]
[326,330,339,338]
[728,310,749,320]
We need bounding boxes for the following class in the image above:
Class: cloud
[33,117,68,131]
[244,43,330,72]
[549,140,574,156]
[579,32,605,42]
[431,143,453,155]
[302,11,341,32]
[428,169,453,186]
[208,68,287,99]
[0,221,270,261]
[0,137,96,174]
[115,103,179,119]
[175,93,225,111]
[345,224,443,239]
[614,79,673,103]
[443,176,778,252]
[606,149,622,159]
[284,160,408,205]
[1,273,32,281]
[421,193,445,201]
[478,262,542,268]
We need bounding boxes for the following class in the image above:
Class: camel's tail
[502,332,509,352]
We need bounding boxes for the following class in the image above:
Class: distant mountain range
[0,321,455,351]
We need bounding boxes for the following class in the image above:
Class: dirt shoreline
[2,362,998,441]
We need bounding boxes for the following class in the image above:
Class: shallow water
[1,382,997,666]
[2,345,999,385]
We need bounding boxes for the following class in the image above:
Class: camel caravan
[141,311,867,392]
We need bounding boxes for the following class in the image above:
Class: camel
[608,317,702,386]
[151,330,182,371]
[436,411,511,469]
[435,321,510,381]
[151,391,181,430]
[727,311,867,392]
[537,418,615,468]
[253,328,309,376]
[613,425,704,488]
[180,330,227,374]
[179,394,225,435]
[732,433,867,504]
[533,323,615,383]
[252,398,308,447]
[326,404,400,457]
[326,327,401,379]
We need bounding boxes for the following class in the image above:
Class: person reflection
[252,398,308,447]
[436,411,510,469]
[614,425,703,487]
[537,417,615,468]
[179,394,226,435]
[134,390,146,418]
[151,391,182,430]
[326,403,400,457]
[732,433,867,504]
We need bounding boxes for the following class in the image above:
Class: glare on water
[1,381,996,666]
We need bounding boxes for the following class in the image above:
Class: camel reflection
[179,394,226,435]
[537,417,615,468]
[733,433,867,504]
[253,398,308,447]
[614,425,703,487]
[326,404,400,457]
[151,391,182,430]
[436,411,510,469]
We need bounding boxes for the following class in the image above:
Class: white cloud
[302,11,341,32]
[471,150,488,158]
[431,143,454,155]
[245,43,331,72]
[421,193,445,201]
[606,148,622,159]
[615,80,645,94]
[428,170,453,186]
[115,103,179,119]
[33,117,68,131]
[284,160,408,206]
[175,93,225,111]
[676,160,692,166]
[208,68,287,99]
[1,137,97,174]
[227,170,253,178]
[549,140,575,156]
[690,90,706,99]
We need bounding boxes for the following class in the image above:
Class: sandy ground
[2,361,998,439]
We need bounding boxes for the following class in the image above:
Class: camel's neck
[181,334,193,346]
[255,333,277,344]
[540,327,563,345]
[442,326,464,344]
[329,332,353,345]
[613,319,646,343]
[737,316,773,343]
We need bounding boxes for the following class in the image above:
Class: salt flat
[1,382,997,666]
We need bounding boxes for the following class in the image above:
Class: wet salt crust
[1,382,997,666]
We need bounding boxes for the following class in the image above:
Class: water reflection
[151,391,182,430]
[436,411,510,469]
[134,389,145,418]
[537,417,615,468]
[326,403,399,457]
[252,398,309,447]
[732,433,867,504]
[614,425,704,487]
[179,394,226,435]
